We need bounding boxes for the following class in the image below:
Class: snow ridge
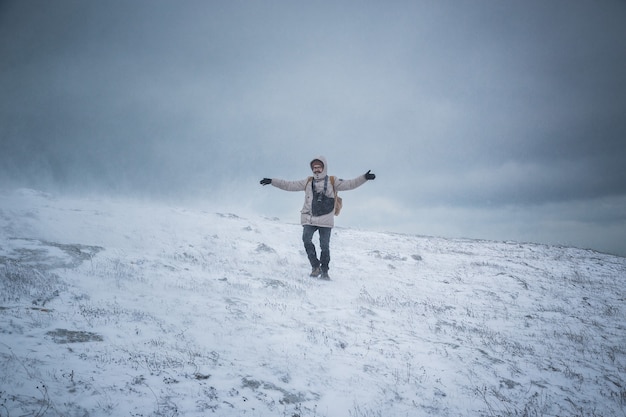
[1,189,625,416]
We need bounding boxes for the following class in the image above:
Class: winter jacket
[271,156,368,228]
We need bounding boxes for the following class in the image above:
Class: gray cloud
[1,0,625,255]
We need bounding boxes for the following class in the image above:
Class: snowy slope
[1,188,625,417]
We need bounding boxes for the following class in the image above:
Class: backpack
[306,176,343,216]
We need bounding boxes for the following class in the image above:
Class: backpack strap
[330,176,342,216]
[307,176,330,195]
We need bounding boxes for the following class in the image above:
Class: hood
[310,156,328,180]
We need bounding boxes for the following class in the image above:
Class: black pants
[302,225,331,272]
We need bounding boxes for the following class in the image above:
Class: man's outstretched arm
[334,170,376,192]
[260,177,309,191]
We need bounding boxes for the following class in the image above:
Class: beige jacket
[271,156,368,228]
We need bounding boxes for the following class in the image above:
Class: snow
[1,188,625,417]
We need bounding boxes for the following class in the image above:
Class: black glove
[260,178,272,185]
[364,170,376,180]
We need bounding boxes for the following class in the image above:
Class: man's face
[312,163,323,174]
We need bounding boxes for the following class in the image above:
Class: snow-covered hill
[1,188,625,417]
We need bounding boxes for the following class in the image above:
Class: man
[260,156,376,280]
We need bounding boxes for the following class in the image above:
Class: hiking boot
[320,271,330,280]
[310,267,321,277]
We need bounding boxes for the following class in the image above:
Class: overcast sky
[1,0,625,256]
